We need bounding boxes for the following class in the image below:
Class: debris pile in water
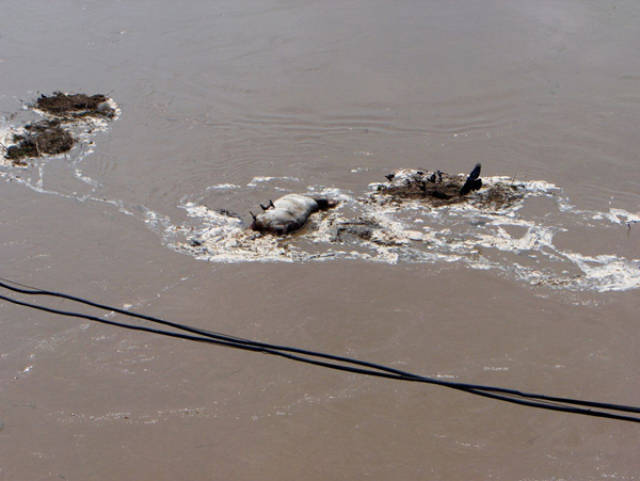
[3,92,117,165]
[371,164,523,209]
[35,92,116,119]
[204,164,523,245]
[4,120,74,164]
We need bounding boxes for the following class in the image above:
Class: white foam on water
[593,208,640,226]
[0,123,25,167]
[247,176,300,187]
[2,103,638,294]
[174,202,299,262]
[0,96,139,218]
[0,124,16,146]
[74,168,101,188]
[169,176,640,293]
[206,183,241,191]
[561,253,640,292]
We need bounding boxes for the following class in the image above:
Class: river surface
[1,1,640,480]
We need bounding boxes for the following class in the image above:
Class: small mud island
[3,92,117,165]
[371,163,523,209]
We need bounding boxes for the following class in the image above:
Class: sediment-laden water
[1,1,639,480]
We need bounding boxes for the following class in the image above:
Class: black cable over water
[1,278,639,423]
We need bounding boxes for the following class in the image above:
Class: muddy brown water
[1,1,640,480]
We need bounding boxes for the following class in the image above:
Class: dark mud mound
[35,92,115,118]
[373,164,523,209]
[4,120,74,165]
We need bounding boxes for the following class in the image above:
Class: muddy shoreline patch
[2,92,118,165]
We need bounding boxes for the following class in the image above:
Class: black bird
[384,173,395,182]
[460,163,482,195]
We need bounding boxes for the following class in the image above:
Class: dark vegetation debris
[3,92,116,164]
[373,163,523,209]
[35,92,115,118]
[4,120,73,164]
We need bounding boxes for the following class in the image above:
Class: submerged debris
[35,92,115,119]
[474,181,523,209]
[373,163,522,209]
[334,219,380,242]
[216,208,243,221]
[335,220,380,242]
[4,120,73,164]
